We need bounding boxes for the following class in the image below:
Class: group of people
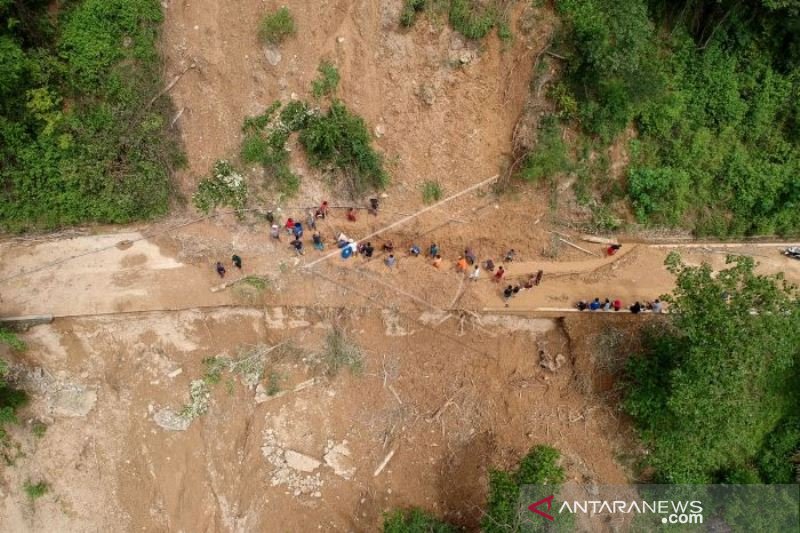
[215,254,242,278]
[500,270,545,306]
[265,199,382,256]
[576,297,663,314]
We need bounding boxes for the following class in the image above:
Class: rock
[374,124,386,138]
[254,383,270,404]
[419,85,435,106]
[265,47,282,66]
[459,51,474,64]
[284,450,322,473]
[324,441,356,479]
[337,36,345,43]
[450,36,464,51]
[380,193,389,199]
[51,386,97,417]
[167,368,183,378]
[154,408,191,431]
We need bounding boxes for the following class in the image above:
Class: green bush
[449,0,499,40]
[422,180,443,204]
[24,480,48,500]
[482,445,566,533]
[400,0,428,27]
[0,0,181,231]
[623,254,800,483]
[552,0,800,236]
[520,117,571,182]
[757,417,800,483]
[192,160,247,214]
[280,100,310,131]
[300,100,388,194]
[1,339,29,446]
[258,7,296,45]
[312,61,340,98]
[383,508,456,533]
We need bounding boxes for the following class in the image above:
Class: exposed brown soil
[2,1,800,532]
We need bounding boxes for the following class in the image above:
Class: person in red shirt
[284,217,295,234]
[347,208,357,222]
[493,266,505,283]
[316,201,329,218]
[613,299,622,311]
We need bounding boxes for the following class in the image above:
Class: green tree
[624,253,800,483]
[383,508,456,533]
[1,330,29,445]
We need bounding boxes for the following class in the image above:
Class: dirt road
[2,216,798,318]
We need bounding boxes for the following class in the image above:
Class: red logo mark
[528,495,555,521]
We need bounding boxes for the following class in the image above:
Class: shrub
[300,100,388,194]
[400,0,428,27]
[421,180,443,204]
[520,117,571,182]
[280,100,310,131]
[24,480,48,500]
[31,421,47,438]
[320,328,363,377]
[192,160,247,214]
[383,508,456,533]
[623,254,800,483]
[482,445,566,533]
[312,60,340,98]
[449,0,499,40]
[258,7,296,45]
[1,345,28,446]
[0,0,182,231]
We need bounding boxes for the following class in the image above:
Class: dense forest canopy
[555,0,800,236]
[0,0,182,231]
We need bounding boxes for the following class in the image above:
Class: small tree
[258,7,296,45]
[624,253,800,483]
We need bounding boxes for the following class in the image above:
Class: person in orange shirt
[456,256,468,272]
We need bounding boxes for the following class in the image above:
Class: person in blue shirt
[409,244,421,256]
[589,298,601,311]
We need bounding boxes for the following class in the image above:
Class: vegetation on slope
[400,0,512,42]
[528,0,800,236]
[623,253,800,483]
[229,60,387,203]
[0,0,182,232]
[1,330,28,453]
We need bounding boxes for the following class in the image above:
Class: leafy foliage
[192,160,247,214]
[1,355,28,450]
[398,0,511,41]
[482,445,566,533]
[311,61,340,98]
[519,117,571,183]
[24,480,48,500]
[383,508,457,533]
[300,101,389,195]
[554,0,800,235]
[240,101,302,197]
[320,328,364,377]
[400,0,428,27]
[623,253,800,483]
[258,7,296,45]
[0,0,182,231]
[421,180,443,204]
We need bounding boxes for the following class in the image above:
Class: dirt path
[2,216,798,318]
